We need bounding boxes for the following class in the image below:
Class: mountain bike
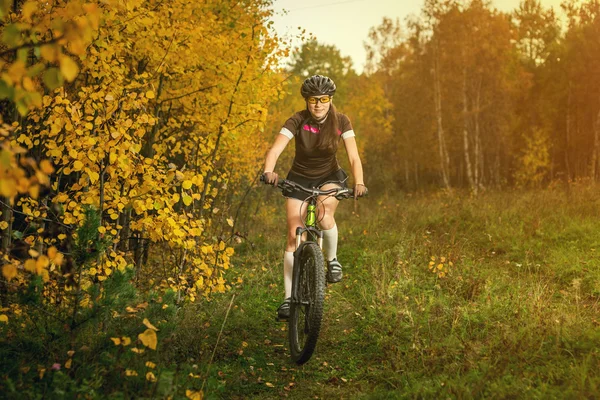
[261,175,360,364]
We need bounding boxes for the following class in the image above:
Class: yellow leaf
[59,55,79,82]
[182,194,192,206]
[24,259,36,272]
[145,361,156,369]
[67,350,75,357]
[146,90,155,99]
[2,264,17,281]
[182,180,193,189]
[65,359,72,369]
[22,76,35,92]
[47,246,58,259]
[226,218,234,227]
[0,315,8,323]
[0,221,8,230]
[125,369,138,376]
[138,329,157,350]
[143,318,159,331]
[111,337,121,345]
[40,45,57,62]
[39,160,54,174]
[146,372,157,382]
[22,1,38,21]
[186,390,204,400]
[73,160,84,171]
[266,382,274,388]
[98,226,106,234]
[36,255,49,270]
[89,171,99,184]
[122,337,132,346]
[0,178,17,198]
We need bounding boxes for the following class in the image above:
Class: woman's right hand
[354,183,368,199]
[263,172,279,186]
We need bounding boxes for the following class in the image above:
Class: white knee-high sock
[284,251,294,298]
[322,224,338,262]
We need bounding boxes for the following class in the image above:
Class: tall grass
[6,186,598,398]
[329,185,600,399]
[193,185,600,399]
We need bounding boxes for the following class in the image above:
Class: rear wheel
[289,242,326,364]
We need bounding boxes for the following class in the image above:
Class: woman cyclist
[263,74,367,320]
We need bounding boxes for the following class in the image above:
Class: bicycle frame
[294,201,323,250]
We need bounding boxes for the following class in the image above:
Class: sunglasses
[306,96,331,104]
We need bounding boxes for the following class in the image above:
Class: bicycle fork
[295,203,323,250]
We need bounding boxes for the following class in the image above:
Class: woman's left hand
[354,184,368,199]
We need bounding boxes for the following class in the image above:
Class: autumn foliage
[0,0,288,396]
[1,0,286,297]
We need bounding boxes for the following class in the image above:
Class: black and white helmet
[300,75,336,98]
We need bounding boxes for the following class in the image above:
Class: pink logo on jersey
[302,125,344,136]
[303,124,320,134]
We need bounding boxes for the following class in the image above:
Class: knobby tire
[289,242,326,365]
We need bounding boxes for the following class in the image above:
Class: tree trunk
[592,102,600,181]
[494,149,501,187]
[474,78,481,190]
[565,83,572,182]
[1,197,11,254]
[118,208,131,252]
[462,64,475,192]
[433,40,451,189]
[414,160,420,191]
[0,197,11,307]
[141,73,165,159]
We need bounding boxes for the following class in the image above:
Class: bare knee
[319,214,336,230]
[286,229,297,251]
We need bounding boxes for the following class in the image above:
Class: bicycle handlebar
[260,174,367,200]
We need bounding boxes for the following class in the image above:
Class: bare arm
[343,137,364,185]
[264,133,291,173]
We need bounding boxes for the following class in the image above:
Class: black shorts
[283,168,349,201]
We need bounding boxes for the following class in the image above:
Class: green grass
[174,185,600,399]
[3,185,600,398]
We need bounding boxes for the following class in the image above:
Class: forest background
[0,0,599,398]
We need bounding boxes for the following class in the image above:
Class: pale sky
[270,0,565,73]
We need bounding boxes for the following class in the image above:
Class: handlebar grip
[259,173,266,183]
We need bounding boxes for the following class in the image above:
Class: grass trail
[170,186,600,399]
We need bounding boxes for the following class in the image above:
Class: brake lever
[335,188,353,200]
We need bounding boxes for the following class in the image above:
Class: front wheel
[289,242,326,365]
